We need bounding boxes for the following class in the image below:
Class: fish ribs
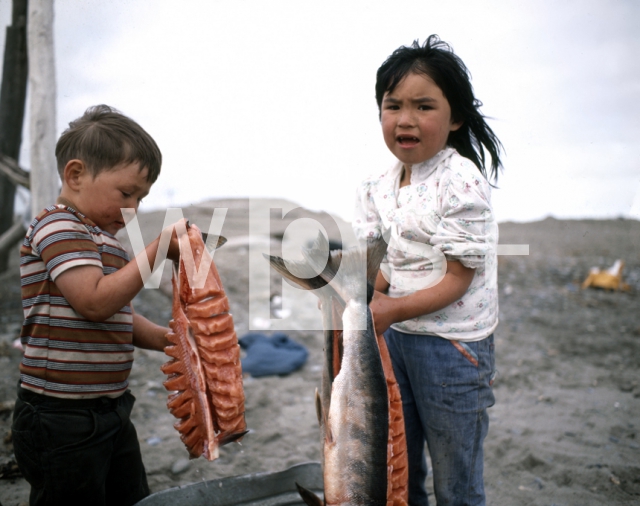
[161,225,246,460]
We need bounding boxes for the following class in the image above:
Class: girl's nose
[397,108,415,127]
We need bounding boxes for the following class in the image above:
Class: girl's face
[381,72,462,168]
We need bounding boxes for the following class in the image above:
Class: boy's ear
[63,159,88,190]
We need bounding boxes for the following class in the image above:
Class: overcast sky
[2,0,639,223]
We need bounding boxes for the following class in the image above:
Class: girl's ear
[63,159,87,190]
[450,119,464,132]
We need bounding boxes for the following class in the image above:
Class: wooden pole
[28,0,58,219]
[0,221,26,255]
[0,153,30,189]
[0,0,28,271]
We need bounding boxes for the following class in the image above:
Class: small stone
[171,458,191,475]
[0,401,15,413]
[146,437,162,446]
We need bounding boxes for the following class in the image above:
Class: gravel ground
[0,201,638,505]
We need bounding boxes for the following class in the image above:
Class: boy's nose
[128,198,140,212]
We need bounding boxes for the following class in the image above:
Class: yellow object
[581,259,631,292]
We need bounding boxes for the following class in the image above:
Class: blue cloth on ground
[239,332,308,378]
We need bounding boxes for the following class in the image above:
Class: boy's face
[381,72,462,168]
[73,161,152,236]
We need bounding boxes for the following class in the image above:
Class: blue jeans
[12,385,149,506]
[384,329,495,506]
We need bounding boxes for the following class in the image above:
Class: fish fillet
[161,225,246,460]
[376,330,409,505]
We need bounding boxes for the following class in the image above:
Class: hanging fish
[162,224,247,460]
[267,233,408,505]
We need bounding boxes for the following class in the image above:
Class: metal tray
[135,462,322,506]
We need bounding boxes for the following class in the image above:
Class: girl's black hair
[375,35,503,182]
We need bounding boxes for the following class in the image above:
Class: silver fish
[266,233,408,506]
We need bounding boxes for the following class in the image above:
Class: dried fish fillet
[376,332,409,505]
[161,225,246,460]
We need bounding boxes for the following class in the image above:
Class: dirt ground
[0,199,638,505]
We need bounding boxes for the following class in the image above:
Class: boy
[12,105,183,506]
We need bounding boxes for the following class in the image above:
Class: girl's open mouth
[397,135,420,146]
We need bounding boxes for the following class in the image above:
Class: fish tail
[218,429,249,446]
[265,230,389,304]
[365,230,390,287]
[263,254,329,291]
[296,482,324,506]
[312,232,389,305]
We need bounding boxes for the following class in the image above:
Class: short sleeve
[352,178,385,240]
[30,210,102,281]
[430,159,497,269]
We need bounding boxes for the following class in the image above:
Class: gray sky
[2,0,639,222]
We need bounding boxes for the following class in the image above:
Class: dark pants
[11,385,150,506]
[384,329,496,506]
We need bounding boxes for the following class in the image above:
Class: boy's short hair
[55,105,162,183]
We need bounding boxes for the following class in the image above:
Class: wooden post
[28,0,58,219]
[0,0,28,272]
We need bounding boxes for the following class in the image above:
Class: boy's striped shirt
[19,205,134,399]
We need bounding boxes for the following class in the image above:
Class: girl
[353,36,502,506]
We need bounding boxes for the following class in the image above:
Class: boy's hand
[132,311,171,351]
[164,218,189,262]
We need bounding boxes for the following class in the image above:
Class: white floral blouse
[353,148,499,342]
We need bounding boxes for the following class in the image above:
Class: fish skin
[266,232,407,505]
[324,301,388,504]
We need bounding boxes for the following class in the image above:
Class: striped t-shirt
[19,205,134,399]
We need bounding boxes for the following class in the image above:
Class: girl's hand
[368,260,475,337]
[369,291,398,336]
